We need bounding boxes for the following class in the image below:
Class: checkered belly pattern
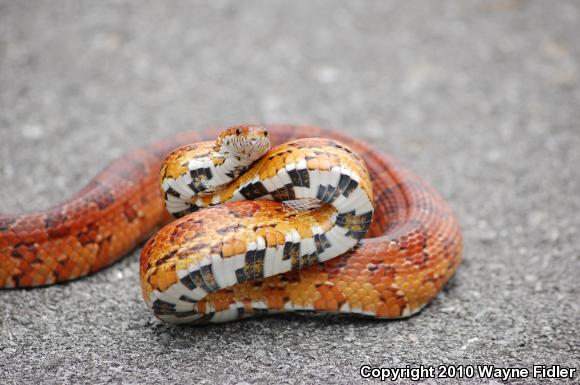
[140,128,462,324]
[141,136,375,324]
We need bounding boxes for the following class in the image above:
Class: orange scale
[321,289,334,302]
[261,232,275,248]
[380,290,396,302]
[233,239,246,255]
[266,165,277,178]
[275,231,286,246]
[318,158,331,170]
[325,299,339,311]
[374,282,389,294]
[368,275,383,286]
[307,158,319,170]
[293,297,305,307]
[363,303,377,314]
[297,224,312,238]
[306,289,321,302]
[30,273,43,286]
[350,301,362,311]
[342,269,359,280]
[360,294,375,306]
[313,298,326,310]
[354,274,370,284]
[350,279,363,290]
[331,289,346,304]
[330,157,341,167]
[386,296,400,307]
[361,282,374,292]
[272,157,285,171]
[396,297,407,306]
[258,168,270,181]
[387,304,401,317]
[355,287,368,299]
[213,300,230,312]
[19,274,35,287]
[266,294,284,310]
[347,290,360,302]
[241,301,253,313]
[18,259,31,275]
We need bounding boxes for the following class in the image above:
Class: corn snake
[0,125,462,325]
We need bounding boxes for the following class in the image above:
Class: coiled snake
[0,125,462,325]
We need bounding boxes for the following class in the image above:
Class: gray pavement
[0,1,579,384]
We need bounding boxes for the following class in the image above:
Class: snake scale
[0,125,462,324]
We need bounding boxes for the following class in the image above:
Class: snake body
[0,125,462,325]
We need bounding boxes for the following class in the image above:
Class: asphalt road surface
[1,1,578,384]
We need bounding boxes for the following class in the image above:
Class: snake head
[215,125,271,164]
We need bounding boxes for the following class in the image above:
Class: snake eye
[236,128,241,136]
[264,131,268,137]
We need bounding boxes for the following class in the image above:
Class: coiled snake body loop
[0,125,462,325]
